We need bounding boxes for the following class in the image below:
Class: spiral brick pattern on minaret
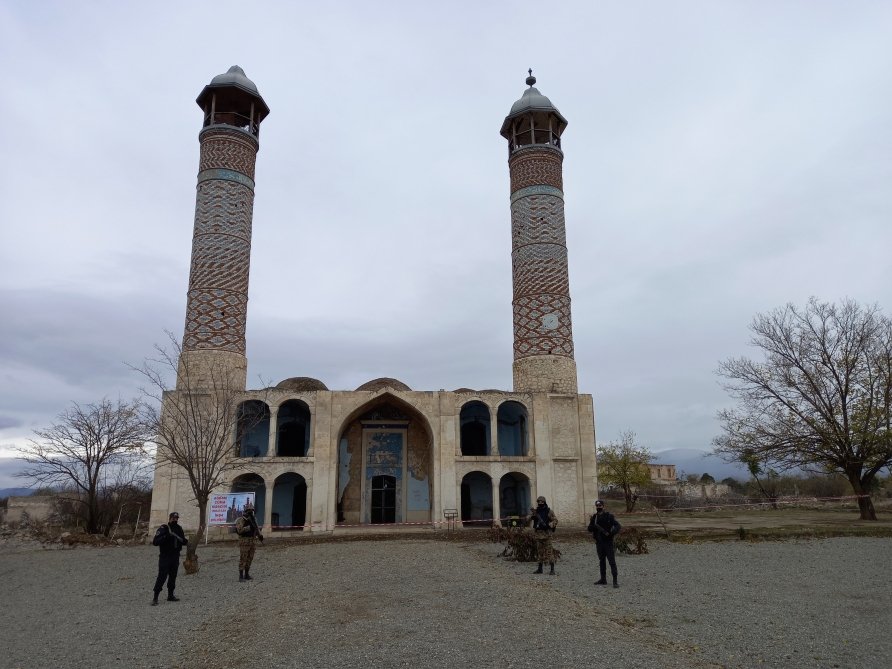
[182,127,258,357]
[509,146,577,393]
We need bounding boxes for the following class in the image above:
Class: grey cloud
[0,416,22,430]
[2,2,892,463]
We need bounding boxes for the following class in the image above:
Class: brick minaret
[500,71,577,394]
[178,66,269,390]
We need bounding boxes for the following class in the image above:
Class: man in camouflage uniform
[235,505,263,581]
[529,495,558,575]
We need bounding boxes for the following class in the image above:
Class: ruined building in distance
[150,66,599,532]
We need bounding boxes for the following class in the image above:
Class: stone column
[489,405,500,456]
[263,480,274,532]
[491,477,502,526]
[267,405,279,457]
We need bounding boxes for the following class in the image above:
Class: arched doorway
[499,472,531,521]
[460,471,492,526]
[336,395,433,526]
[272,472,307,530]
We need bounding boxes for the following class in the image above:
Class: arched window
[497,401,529,456]
[459,401,491,456]
[237,400,270,457]
[276,400,311,457]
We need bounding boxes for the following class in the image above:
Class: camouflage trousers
[534,530,556,563]
[238,537,256,570]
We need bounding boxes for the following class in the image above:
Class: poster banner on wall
[208,492,256,525]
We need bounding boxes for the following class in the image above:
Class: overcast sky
[2,1,891,487]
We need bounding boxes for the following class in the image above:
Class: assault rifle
[244,511,264,542]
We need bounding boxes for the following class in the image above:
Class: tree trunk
[848,476,877,521]
[183,498,207,574]
[623,485,636,512]
[86,496,100,534]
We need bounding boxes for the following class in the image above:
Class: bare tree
[16,398,150,534]
[597,430,652,511]
[133,334,260,573]
[714,298,892,520]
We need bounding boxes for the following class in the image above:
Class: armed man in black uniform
[587,499,621,588]
[151,511,188,605]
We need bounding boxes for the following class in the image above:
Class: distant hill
[0,488,34,498]
[651,448,749,481]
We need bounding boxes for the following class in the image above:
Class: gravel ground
[0,535,888,668]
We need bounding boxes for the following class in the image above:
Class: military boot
[239,570,245,582]
[244,569,253,581]
[534,563,543,574]
[549,562,555,575]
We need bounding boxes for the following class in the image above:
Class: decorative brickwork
[512,245,570,295]
[198,128,259,181]
[513,295,573,357]
[511,191,566,246]
[509,147,563,192]
[182,127,258,358]
[507,143,576,393]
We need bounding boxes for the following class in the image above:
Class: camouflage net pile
[614,527,648,554]
[490,525,562,562]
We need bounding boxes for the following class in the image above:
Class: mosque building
[149,66,599,532]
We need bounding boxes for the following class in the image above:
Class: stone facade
[648,463,678,485]
[151,386,598,532]
[150,69,599,532]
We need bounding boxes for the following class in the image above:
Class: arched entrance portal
[336,395,433,526]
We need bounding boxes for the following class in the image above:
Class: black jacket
[153,523,188,556]
[587,511,621,543]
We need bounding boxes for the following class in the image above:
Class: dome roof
[452,388,476,393]
[508,86,560,117]
[355,377,412,392]
[208,65,260,95]
[275,376,328,392]
[500,71,567,139]
[196,65,270,120]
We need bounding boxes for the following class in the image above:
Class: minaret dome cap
[500,70,567,138]
[196,65,270,120]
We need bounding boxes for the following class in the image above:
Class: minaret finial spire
[526,68,536,87]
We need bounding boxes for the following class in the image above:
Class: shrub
[615,527,648,554]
